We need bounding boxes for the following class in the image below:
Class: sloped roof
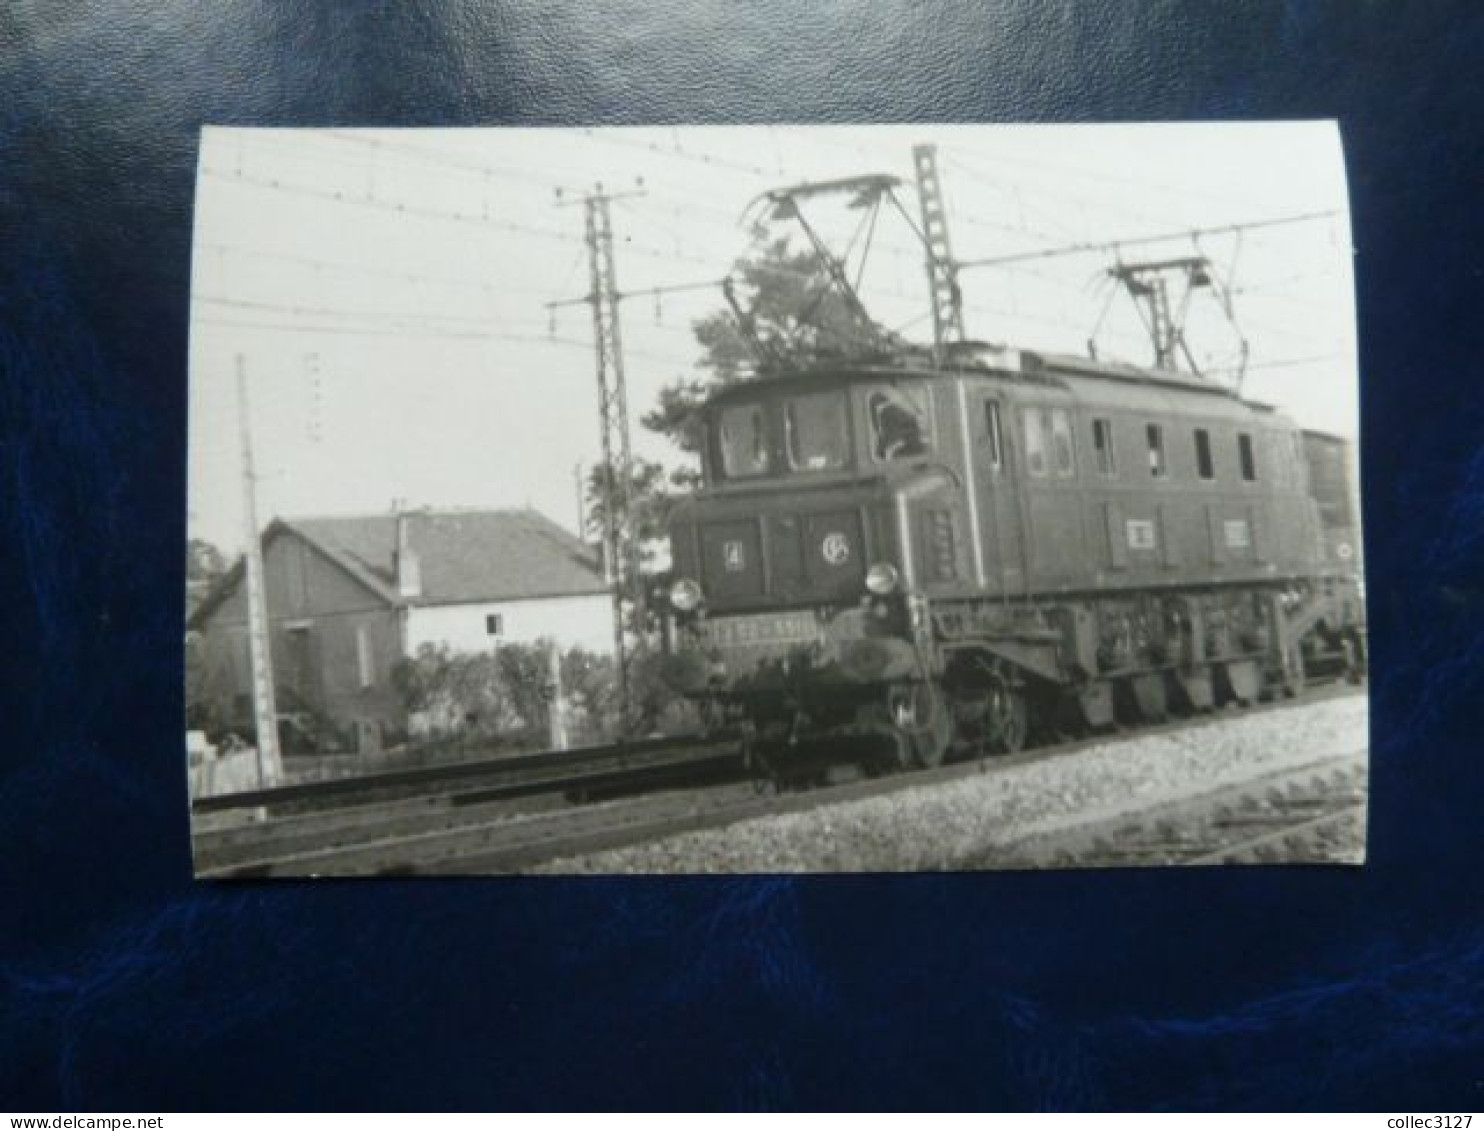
[188,508,607,629]
[290,508,609,605]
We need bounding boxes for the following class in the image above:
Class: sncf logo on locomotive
[821,532,852,566]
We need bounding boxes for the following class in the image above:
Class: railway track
[191,732,745,874]
[192,732,740,816]
[965,753,1366,870]
[196,684,1363,877]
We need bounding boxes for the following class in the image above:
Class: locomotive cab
[662,368,973,775]
[672,370,961,602]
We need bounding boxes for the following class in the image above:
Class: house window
[983,401,1003,471]
[1023,407,1049,477]
[1092,418,1116,477]
[1147,424,1167,478]
[485,613,504,637]
[355,624,374,689]
[1050,409,1076,478]
[1194,428,1215,481]
[1238,432,1258,481]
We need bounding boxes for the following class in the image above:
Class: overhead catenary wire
[947,142,1301,220]
[196,315,700,368]
[200,164,583,242]
[312,129,746,226]
[201,164,725,270]
[195,293,551,329]
[200,133,1348,370]
[578,128,777,179]
[956,210,1340,271]
[198,145,1342,368]
[194,241,577,298]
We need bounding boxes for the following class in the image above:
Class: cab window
[716,403,771,479]
[1050,408,1076,478]
[784,392,850,472]
[867,386,930,461]
[1024,407,1049,477]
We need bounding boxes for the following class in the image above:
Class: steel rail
[193,750,747,873]
[968,751,1366,870]
[199,685,1364,877]
[190,731,734,814]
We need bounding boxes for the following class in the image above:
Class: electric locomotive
[659,341,1366,780]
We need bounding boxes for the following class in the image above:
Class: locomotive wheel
[885,681,955,769]
[981,673,1028,755]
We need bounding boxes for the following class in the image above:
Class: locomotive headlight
[865,562,900,596]
[669,577,704,613]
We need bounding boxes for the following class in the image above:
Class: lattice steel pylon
[912,144,966,361]
[579,188,646,727]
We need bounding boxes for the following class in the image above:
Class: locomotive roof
[706,343,1276,419]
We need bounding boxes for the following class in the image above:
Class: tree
[586,240,859,560]
[187,538,227,584]
[186,538,230,733]
[583,457,688,552]
[639,238,864,452]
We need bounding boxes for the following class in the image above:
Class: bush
[392,640,637,749]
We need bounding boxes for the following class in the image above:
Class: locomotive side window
[983,401,1004,471]
[1092,417,1116,477]
[1194,428,1215,481]
[1050,408,1076,478]
[784,392,849,472]
[1023,407,1049,477]
[1146,423,1168,478]
[717,403,771,479]
[1238,432,1258,481]
[867,386,929,461]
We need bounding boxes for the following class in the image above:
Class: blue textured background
[3,0,1483,1110]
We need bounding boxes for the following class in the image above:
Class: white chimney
[396,509,422,599]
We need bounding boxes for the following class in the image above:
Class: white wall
[404,593,614,657]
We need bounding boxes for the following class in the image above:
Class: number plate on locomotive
[705,610,822,647]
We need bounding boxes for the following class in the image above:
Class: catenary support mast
[234,353,284,787]
[912,144,966,361]
[577,186,646,728]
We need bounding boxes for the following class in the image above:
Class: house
[187,508,612,750]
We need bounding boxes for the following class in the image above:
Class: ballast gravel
[538,693,1369,873]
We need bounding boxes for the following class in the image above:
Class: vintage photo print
[185,123,1365,875]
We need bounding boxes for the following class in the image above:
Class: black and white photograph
[185,122,1367,876]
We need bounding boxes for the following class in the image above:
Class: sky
[188,122,1357,555]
